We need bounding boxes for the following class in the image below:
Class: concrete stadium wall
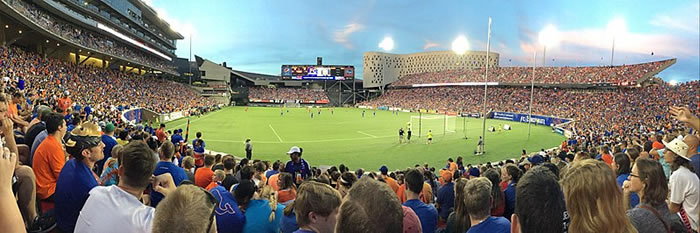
[363,50,500,88]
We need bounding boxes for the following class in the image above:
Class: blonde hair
[257,185,278,222]
[183,156,195,169]
[336,177,403,233]
[213,170,225,182]
[153,185,215,233]
[294,181,342,227]
[560,160,638,233]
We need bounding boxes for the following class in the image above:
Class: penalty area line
[357,131,378,138]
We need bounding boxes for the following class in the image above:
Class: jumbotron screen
[281,65,354,80]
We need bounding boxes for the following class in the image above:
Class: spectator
[285,146,310,184]
[24,105,50,148]
[98,123,117,175]
[380,165,400,193]
[206,170,225,191]
[75,141,176,232]
[151,141,189,207]
[663,137,700,232]
[403,168,438,233]
[464,177,510,233]
[337,172,357,198]
[54,122,105,232]
[0,138,26,233]
[501,163,522,220]
[155,124,167,143]
[268,162,285,191]
[483,168,505,217]
[623,158,685,233]
[266,160,281,179]
[32,112,67,201]
[681,134,700,176]
[437,168,455,221]
[511,166,564,233]
[193,132,205,162]
[612,152,640,209]
[195,154,216,189]
[152,184,218,233]
[277,172,297,205]
[336,177,403,233]
[445,178,471,233]
[221,156,239,191]
[560,160,638,233]
[183,156,195,182]
[293,181,342,233]
[210,175,246,233]
[235,181,284,233]
[99,145,122,186]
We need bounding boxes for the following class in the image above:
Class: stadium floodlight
[379,37,394,51]
[669,80,678,86]
[607,18,626,66]
[538,24,559,67]
[452,35,469,55]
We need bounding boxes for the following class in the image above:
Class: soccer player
[427,130,433,144]
[399,128,405,143]
[280,109,283,116]
[373,110,376,116]
[477,136,484,155]
[407,128,412,143]
[362,110,365,117]
[311,112,314,119]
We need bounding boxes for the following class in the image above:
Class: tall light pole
[480,17,492,155]
[528,51,536,140]
[607,18,626,67]
[452,35,469,139]
[530,25,559,139]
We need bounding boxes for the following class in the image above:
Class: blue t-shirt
[84,106,92,117]
[504,182,517,219]
[690,153,700,177]
[280,211,299,233]
[285,159,310,181]
[242,199,285,233]
[54,159,99,233]
[467,216,510,233]
[210,185,245,233]
[403,199,438,233]
[436,182,455,220]
[171,134,184,146]
[616,173,640,208]
[99,135,118,172]
[193,138,206,153]
[150,161,189,207]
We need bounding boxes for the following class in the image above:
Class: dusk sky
[147,0,699,82]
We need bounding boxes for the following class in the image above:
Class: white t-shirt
[669,166,700,231]
[74,185,154,233]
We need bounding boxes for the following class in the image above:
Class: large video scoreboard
[281,65,354,80]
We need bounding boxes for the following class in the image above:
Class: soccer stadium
[0,0,698,233]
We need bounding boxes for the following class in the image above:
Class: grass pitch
[166,107,565,170]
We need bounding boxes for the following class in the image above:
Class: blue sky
[148,0,699,82]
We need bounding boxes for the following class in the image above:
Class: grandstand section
[363,50,499,88]
[0,0,181,75]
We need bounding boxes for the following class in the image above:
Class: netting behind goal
[284,100,301,108]
[410,115,457,136]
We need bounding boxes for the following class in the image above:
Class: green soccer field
[165,107,565,170]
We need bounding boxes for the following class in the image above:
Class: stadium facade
[0,0,182,75]
[363,50,499,88]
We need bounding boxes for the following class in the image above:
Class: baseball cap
[287,146,301,154]
[379,165,388,174]
[663,136,689,160]
[468,167,480,177]
[528,154,544,166]
[104,123,115,133]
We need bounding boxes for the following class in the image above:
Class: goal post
[410,114,456,136]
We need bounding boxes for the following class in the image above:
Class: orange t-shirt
[278,189,297,203]
[8,102,18,117]
[397,182,433,204]
[448,162,458,173]
[652,141,664,150]
[384,176,399,194]
[205,182,218,191]
[194,167,214,189]
[602,153,613,167]
[268,173,280,191]
[32,136,66,199]
[155,129,167,143]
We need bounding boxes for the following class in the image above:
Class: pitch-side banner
[491,111,570,127]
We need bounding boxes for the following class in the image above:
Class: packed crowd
[1,45,215,121]
[391,59,673,86]
[364,81,699,138]
[5,0,178,74]
[249,87,329,102]
[1,87,698,233]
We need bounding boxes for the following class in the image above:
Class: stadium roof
[231,70,281,81]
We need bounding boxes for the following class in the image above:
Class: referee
[398,128,405,143]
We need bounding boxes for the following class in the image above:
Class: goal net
[284,100,301,108]
[410,115,457,136]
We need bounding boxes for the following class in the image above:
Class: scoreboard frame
[281,65,355,80]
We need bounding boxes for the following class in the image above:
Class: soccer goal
[410,114,457,136]
[284,100,301,108]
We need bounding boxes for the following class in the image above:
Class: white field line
[269,124,284,142]
[357,131,378,138]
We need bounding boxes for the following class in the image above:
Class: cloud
[649,3,699,34]
[423,40,440,50]
[333,23,364,48]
